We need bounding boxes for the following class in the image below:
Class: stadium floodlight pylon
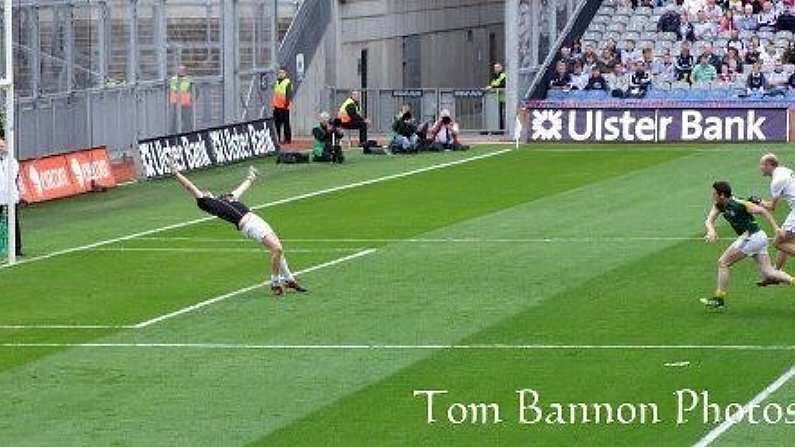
[1,0,15,265]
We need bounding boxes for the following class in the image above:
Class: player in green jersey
[702,181,795,310]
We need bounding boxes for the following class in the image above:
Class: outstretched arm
[168,159,204,199]
[231,167,259,200]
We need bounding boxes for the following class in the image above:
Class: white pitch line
[137,236,718,243]
[4,343,795,350]
[130,248,376,328]
[693,362,795,447]
[0,149,510,271]
[0,324,134,330]
[86,247,364,254]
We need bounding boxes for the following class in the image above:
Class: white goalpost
[1,0,15,265]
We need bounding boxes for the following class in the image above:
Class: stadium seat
[776,30,793,40]
[607,23,626,32]
[583,31,602,41]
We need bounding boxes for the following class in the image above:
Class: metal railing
[16,77,226,160]
[325,88,507,134]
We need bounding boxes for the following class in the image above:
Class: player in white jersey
[758,153,795,281]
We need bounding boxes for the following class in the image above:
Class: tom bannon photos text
[412,389,795,426]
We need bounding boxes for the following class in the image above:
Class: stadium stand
[545,0,795,101]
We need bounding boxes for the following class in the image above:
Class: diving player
[701,181,794,310]
[168,160,306,296]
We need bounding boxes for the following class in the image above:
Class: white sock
[271,274,281,286]
[279,257,295,282]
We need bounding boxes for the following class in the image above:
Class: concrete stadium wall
[290,0,506,134]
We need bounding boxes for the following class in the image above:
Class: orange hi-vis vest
[272,78,292,109]
[169,76,193,107]
[337,97,360,124]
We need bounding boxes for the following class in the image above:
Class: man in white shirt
[0,137,22,257]
[758,153,795,276]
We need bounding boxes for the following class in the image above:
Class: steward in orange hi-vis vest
[272,68,293,144]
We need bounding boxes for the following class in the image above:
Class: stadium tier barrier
[523,100,795,143]
[17,147,118,204]
[137,117,279,179]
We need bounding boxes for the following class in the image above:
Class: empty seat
[583,31,602,41]
[624,31,641,40]
[607,23,626,32]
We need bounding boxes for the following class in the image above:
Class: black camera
[441,116,452,125]
[331,118,343,127]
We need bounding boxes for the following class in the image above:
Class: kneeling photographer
[312,112,345,163]
[430,110,468,151]
[389,105,420,154]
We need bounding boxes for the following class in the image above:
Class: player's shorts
[782,211,795,234]
[730,230,768,257]
[239,213,275,242]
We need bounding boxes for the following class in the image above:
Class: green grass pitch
[3,144,795,445]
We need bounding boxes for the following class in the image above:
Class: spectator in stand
[745,38,763,64]
[605,39,622,61]
[676,42,696,82]
[758,1,779,29]
[652,49,677,82]
[585,65,609,90]
[783,41,795,64]
[571,39,583,58]
[720,10,737,34]
[569,60,590,90]
[761,40,781,66]
[694,10,718,39]
[727,55,744,75]
[724,47,744,72]
[583,51,600,72]
[749,0,764,14]
[737,4,759,31]
[746,62,769,93]
[704,0,725,20]
[599,48,620,73]
[628,61,653,97]
[677,13,697,41]
[606,64,630,97]
[642,47,655,70]
[702,42,723,71]
[727,0,743,12]
[767,61,790,91]
[683,0,706,17]
[788,69,795,90]
[726,29,746,55]
[558,45,578,70]
[718,62,736,84]
[549,61,572,89]
[692,54,719,83]
[622,40,642,65]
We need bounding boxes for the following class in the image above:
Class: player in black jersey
[168,160,306,296]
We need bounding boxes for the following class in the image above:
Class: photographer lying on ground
[429,109,469,152]
[311,112,345,163]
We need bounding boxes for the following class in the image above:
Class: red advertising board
[19,147,117,203]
